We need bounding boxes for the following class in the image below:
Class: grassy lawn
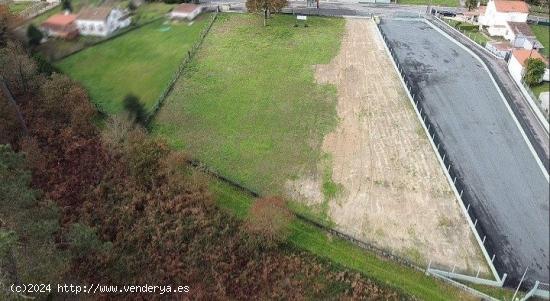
[445,19,491,46]
[8,2,33,14]
[396,0,460,7]
[531,82,550,98]
[151,13,343,197]
[531,24,549,58]
[132,2,175,25]
[210,179,487,301]
[56,16,210,114]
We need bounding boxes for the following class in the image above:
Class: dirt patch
[308,18,487,273]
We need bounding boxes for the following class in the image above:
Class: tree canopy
[524,57,546,86]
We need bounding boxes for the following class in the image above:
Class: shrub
[244,196,293,250]
[26,24,43,47]
[524,57,546,86]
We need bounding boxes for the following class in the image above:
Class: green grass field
[210,179,502,301]
[531,24,549,58]
[57,16,210,113]
[8,2,33,14]
[531,82,550,98]
[396,0,460,7]
[152,14,343,198]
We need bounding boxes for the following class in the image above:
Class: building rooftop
[77,7,112,21]
[508,21,535,36]
[42,13,77,26]
[494,0,529,13]
[172,3,200,13]
[512,49,548,66]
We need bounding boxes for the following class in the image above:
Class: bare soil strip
[308,18,487,273]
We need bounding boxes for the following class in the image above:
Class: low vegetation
[530,24,549,58]
[0,27,410,300]
[210,180,482,301]
[152,13,344,198]
[57,16,210,113]
[445,19,490,46]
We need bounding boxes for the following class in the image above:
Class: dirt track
[311,18,487,273]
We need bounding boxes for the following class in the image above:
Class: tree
[0,145,36,209]
[524,57,546,86]
[68,223,110,258]
[0,41,39,95]
[246,0,287,26]
[62,0,72,12]
[26,24,43,47]
[243,196,293,250]
[465,0,477,11]
[123,94,147,126]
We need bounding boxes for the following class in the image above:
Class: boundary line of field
[52,16,164,62]
[146,11,219,123]
[374,18,503,285]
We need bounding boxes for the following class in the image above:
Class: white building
[479,0,529,27]
[76,7,131,37]
[508,49,549,84]
[169,3,204,21]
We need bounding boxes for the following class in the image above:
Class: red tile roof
[173,3,200,13]
[512,49,548,66]
[494,0,529,13]
[42,14,77,26]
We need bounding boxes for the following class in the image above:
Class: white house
[508,49,550,84]
[479,0,529,27]
[504,22,543,50]
[76,7,131,37]
[169,3,203,21]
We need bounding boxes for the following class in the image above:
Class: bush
[26,24,43,47]
[62,0,72,12]
[123,94,147,126]
[524,57,546,86]
[244,196,293,250]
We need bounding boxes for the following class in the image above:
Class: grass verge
[210,179,484,301]
[445,19,490,46]
[530,24,549,58]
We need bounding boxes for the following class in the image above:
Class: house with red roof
[169,3,204,21]
[478,0,543,51]
[40,13,79,39]
[508,49,549,83]
[479,0,529,27]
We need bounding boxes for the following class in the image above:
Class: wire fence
[377,21,506,286]
[145,11,219,125]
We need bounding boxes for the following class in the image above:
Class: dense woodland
[0,7,408,300]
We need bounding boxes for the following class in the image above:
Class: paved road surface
[380,19,549,286]
[430,17,550,172]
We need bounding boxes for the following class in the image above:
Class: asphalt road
[430,17,550,172]
[379,19,550,286]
